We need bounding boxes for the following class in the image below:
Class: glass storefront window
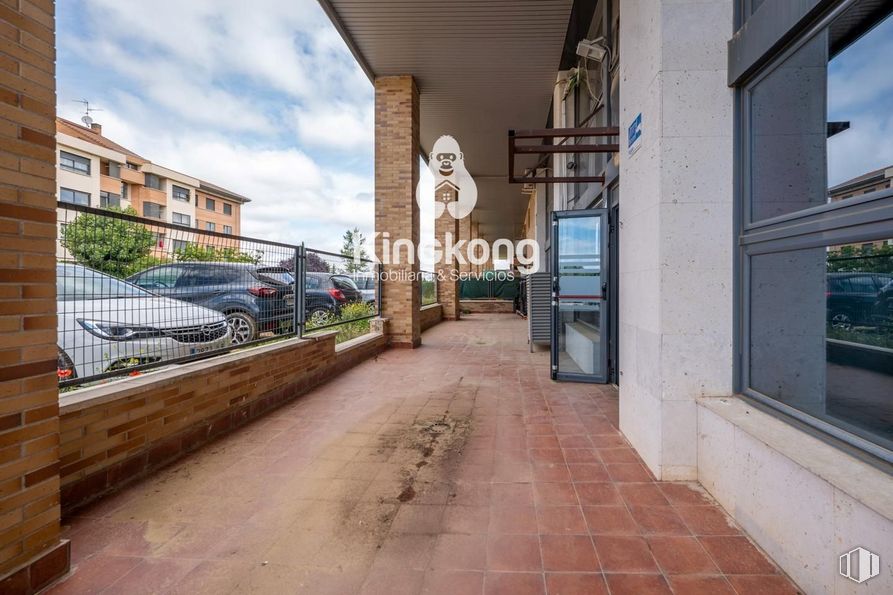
[748,6,893,223]
[749,239,893,451]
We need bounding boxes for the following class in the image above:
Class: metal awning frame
[508,127,620,184]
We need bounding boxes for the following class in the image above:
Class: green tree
[60,207,156,278]
[341,227,369,273]
[827,244,893,273]
[174,244,261,264]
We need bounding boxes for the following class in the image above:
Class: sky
[57,0,435,259]
[827,13,893,186]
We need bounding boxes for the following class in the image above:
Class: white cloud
[58,0,376,254]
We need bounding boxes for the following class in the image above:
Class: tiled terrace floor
[51,314,800,594]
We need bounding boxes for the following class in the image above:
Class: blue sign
[628,113,642,155]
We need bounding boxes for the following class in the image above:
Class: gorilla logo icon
[416,135,477,219]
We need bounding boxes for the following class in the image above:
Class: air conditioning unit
[527,272,551,351]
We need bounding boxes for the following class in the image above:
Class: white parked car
[57,263,232,381]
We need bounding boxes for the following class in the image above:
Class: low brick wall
[461,299,514,314]
[58,330,387,514]
[420,303,443,331]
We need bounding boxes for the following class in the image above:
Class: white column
[618,0,735,480]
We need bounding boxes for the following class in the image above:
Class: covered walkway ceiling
[319,0,575,241]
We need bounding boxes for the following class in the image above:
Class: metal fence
[420,271,438,306]
[56,202,379,387]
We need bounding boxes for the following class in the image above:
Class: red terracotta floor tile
[675,505,742,536]
[53,316,798,595]
[659,482,713,505]
[531,462,571,482]
[582,506,639,535]
[617,483,670,506]
[361,567,425,595]
[605,463,654,482]
[421,570,484,595]
[484,572,545,595]
[443,505,489,534]
[628,505,690,535]
[592,535,659,573]
[699,536,779,574]
[489,504,538,534]
[604,573,672,595]
[533,482,579,506]
[726,574,803,594]
[540,535,600,571]
[667,575,737,595]
[544,572,608,595]
[647,535,718,574]
[486,534,542,571]
[536,506,589,535]
[430,534,488,570]
[567,463,610,482]
[575,482,622,506]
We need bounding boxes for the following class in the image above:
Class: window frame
[205,198,215,211]
[60,151,91,175]
[172,184,191,202]
[223,203,232,216]
[142,202,164,219]
[171,212,191,226]
[60,187,90,206]
[734,0,893,463]
[223,225,233,235]
[99,191,121,209]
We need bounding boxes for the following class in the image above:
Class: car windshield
[58,264,152,300]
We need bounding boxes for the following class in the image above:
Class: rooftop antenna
[73,99,103,128]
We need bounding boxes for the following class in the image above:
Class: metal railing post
[296,243,306,338]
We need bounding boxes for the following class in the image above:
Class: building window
[172,212,191,226]
[205,222,216,232]
[60,151,90,175]
[151,232,166,248]
[121,183,128,199]
[223,225,233,235]
[100,191,121,209]
[223,203,232,216]
[737,0,893,461]
[172,185,190,202]
[144,173,163,190]
[60,187,90,206]
[143,202,164,219]
[205,198,215,211]
[125,162,139,170]
[171,239,190,252]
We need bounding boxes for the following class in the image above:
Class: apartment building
[56,117,249,245]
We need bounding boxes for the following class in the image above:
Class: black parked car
[827,272,893,330]
[128,262,294,344]
[305,272,362,324]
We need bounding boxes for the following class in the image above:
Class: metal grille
[56,202,379,387]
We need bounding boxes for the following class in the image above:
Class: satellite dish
[81,115,93,127]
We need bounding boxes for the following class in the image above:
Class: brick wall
[461,300,515,314]
[420,304,443,331]
[58,331,387,514]
[374,76,420,348]
[435,184,459,320]
[0,1,70,591]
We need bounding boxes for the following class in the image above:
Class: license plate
[190,345,215,355]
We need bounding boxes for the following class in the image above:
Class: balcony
[48,314,797,594]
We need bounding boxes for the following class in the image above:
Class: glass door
[551,209,609,382]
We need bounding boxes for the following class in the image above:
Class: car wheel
[226,312,257,344]
[830,311,852,331]
[307,307,332,328]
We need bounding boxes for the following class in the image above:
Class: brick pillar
[0,2,70,592]
[435,184,460,320]
[375,76,421,348]
[457,216,471,274]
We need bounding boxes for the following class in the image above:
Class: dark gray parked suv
[128,262,294,344]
